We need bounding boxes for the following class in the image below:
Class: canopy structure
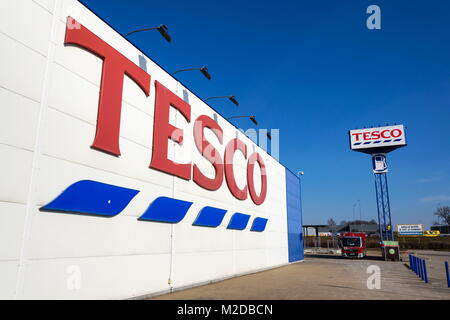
[303,225,328,237]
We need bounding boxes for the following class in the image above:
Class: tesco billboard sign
[349,125,406,150]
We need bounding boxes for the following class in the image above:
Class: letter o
[247,152,267,205]
[391,129,402,138]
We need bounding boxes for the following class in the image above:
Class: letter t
[64,17,151,156]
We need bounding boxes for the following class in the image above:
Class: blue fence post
[409,255,412,270]
[422,259,428,283]
[413,256,417,274]
[421,259,425,281]
[419,258,423,279]
[445,261,450,288]
[414,256,418,275]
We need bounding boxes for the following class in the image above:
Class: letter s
[193,115,224,191]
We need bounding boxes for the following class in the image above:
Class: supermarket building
[0,0,303,299]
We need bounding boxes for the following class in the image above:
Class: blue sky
[81,0,450,228]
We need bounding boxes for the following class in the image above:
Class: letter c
[224,139,248,200]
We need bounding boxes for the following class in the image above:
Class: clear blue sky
[81,0,450,229]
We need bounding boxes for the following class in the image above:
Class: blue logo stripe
[250,217,268,232]
[40,180,139,217]
[42,181,267,232]
[353,138,403,147]
[193,206,227,227]
[227,213,251,230]
[139,196,193,223]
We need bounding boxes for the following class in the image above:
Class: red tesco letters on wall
[64,17,267,205]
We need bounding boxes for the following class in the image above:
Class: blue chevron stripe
[227,213,251,230]
[139,196,193,223]
[353,139,403,146]
[42,181,267,232]
[193,206,227,227]
[250,217,268,232]
[40,180,139,217]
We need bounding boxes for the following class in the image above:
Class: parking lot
[150,250,450,300]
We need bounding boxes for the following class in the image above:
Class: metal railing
[409,254,428,283]
[304,236,340,251]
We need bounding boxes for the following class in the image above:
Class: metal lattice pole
[384,174,394,240]
[374,174,384,241]
[374,172,394,241]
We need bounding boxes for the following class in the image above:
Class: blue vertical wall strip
[285,169,304,262]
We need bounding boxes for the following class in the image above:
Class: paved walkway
[150,250,450,300]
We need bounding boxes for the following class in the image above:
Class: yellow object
[423,230,440,237]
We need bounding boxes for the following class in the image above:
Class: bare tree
[327,218,337,233]
[434,206,450,226]
[327,218,337,228]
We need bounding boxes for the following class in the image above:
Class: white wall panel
[0,261,19,299]
[0,88,40,151]
[172,251,234,289]
[0,0,53,56]
[0,202,27,260]
[33,0,56,13]
[0,32,46,102]
[0,145,33,204]
[21,254,171,299]
[28,208,172,259]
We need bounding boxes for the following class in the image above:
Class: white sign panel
[397,224,424,235]
[350,125,406,150]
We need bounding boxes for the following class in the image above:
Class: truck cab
[338,232,367,258]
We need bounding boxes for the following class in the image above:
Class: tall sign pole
[349,125,407,259]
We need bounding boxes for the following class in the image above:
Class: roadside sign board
[397,224,424,235]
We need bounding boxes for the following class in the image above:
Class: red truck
[338,232,367,258]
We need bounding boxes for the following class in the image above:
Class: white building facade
[0,0,303,299]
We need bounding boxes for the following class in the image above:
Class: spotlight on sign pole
[205,96,239,106]
[125,24,172,42]
[172,66,211,80]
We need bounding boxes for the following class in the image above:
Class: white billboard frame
[397,224,424,235]
[349,125,407,151]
